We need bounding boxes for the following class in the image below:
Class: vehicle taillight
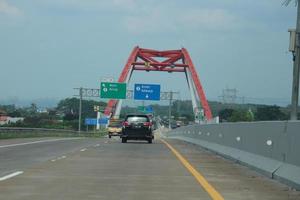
[122,121,129,127]
[143,122,152,127]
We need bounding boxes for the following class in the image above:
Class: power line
[219,88,239,104]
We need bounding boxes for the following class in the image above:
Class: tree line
[0,98,297,130]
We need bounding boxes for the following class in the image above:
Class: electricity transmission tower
[220,88,238,104]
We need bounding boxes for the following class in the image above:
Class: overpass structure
[103,47,212,122]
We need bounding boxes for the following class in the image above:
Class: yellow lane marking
[161,139,224,200]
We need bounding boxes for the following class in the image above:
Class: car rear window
[108,123,122,127]
[108,120,122,127]
[126,116,149,123]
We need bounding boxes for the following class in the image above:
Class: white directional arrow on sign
[145,94,149,99]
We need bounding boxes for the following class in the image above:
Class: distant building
[0,117,24,125]
[0,109,8,125]
[0,109,7,116]
[0,110,24,125]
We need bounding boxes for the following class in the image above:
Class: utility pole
[78,87,83,132]
[168,91,173,129]
[290,2,300,120]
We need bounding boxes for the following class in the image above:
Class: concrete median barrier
[167,121,300,190]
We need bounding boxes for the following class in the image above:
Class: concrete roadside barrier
[167,121,300,190]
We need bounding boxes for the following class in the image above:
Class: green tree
[219,108,235,122]
[8,109,22,117]
[229,110,253,122]
[246,109,254,121]
[255,105,287,121]
[56,98,106,120]
[29,103,38,115]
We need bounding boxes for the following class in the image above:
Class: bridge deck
[0,137,299,200]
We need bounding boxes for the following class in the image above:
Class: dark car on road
[121,114,154,143]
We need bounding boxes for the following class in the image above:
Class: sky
[0,0,297,106]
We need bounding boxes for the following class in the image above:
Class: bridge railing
[166,121,300,190]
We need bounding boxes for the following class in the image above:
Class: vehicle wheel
[122,138,127,143]
[109,135,112,139]
[148,139,152,144]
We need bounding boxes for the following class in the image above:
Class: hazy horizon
[0,0,297,108]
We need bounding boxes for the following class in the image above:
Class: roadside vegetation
[0,98,298,135]
[0,98,107,139]
[0,130,107,140]
[122,100,293,123]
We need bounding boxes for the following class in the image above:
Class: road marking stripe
[80,148,87,152]
[57,155,67,160]
[0,138,81,148]
[0,171,23,181]
[161,139,224,200]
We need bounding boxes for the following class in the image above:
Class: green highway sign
[137,106,153,113]
[137,106,145,112]
[100,82,127,99]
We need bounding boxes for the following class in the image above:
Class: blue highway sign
[145,106,153,113]
[85,118,97,125]
[98,118,109,125]
[134,84,161,101]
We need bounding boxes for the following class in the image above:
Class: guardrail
[0,127,106,139]
[0,127,77,133]
[166,121,300,190]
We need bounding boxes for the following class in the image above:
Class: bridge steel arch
[104,46,213,121]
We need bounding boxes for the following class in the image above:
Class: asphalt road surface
[0,136,300,200]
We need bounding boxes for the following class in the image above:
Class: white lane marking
[80,148,87,152]
[51,155,66,162]
[57,155,67,160]
[0,171,24,181]
[0,138,81,148]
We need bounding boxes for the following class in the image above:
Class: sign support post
[78,87,83,133]
[168,91,173,129]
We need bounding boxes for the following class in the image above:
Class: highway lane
[0,137,300,200]
[0,137,102,177]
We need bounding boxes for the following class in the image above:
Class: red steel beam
[139,49,182,58]
[182,48,213,120]
[137,54,160,69]
[133,67,185,72]
[133,62,188,68]
[104,46,213,121]
[104,46,139,116]
[138,53,159,64]
[162,54,183,65]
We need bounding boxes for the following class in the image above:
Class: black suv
[121,114,154,143]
